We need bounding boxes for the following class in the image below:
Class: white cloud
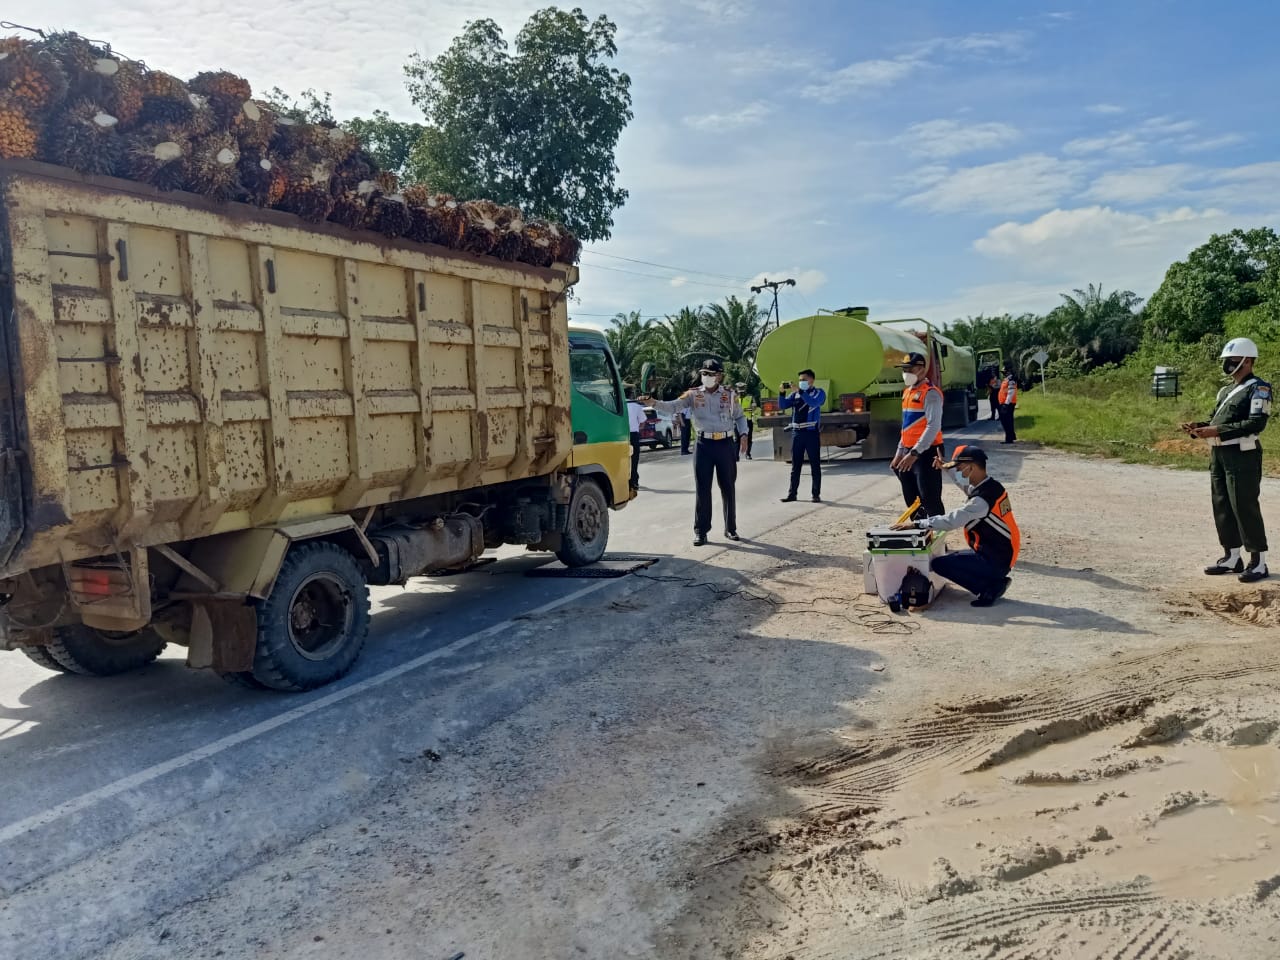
[1180,133,1247,153]
[896,119,1021,158]
[902,154,1086,214]
[683,101,771,132]
[914,31,1029,60]
[1081,164,1197,204]
[1087,103,1126,115]
[748,269,828,296]
[971,205,1268,297]
[1063,132,1145,157]
[801,57,920,102]
[1140,116,1197,135]
[689,0,751,20]
[875,280,1076,325]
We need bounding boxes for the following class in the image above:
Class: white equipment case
[862,526,948,611]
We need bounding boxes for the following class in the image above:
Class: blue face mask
[798,380,811,391]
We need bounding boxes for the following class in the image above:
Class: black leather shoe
[970,593,997,607]
[1205,556,1244,575]
[996,577,1012,598]
[780,494,797,502]
[725,531,741,541]
[693,533,708,546]
[812,495,822,503]
[1240,554,1268,582]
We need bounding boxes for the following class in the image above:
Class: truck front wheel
[247,542,370,692]
[43,623,167,676]
[556,479,609,567]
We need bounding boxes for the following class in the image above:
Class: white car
[639,407,677,449]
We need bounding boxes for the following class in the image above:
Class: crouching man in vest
[892,444,1021,607]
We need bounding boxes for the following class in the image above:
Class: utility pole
[750,277,796,333]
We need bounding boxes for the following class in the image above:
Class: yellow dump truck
[0,160,633,690]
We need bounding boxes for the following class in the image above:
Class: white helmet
[1221,337,1259,359]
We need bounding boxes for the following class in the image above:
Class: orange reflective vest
[901,381,944,449]
[998,375,1018,405]
[964,478,1021,571]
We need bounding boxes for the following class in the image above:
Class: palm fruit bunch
[457,200,510,256]
[139,71,208,132]
[276,156,335,222]
[117,124,190,190]
[0,36,68,111]
[98,58,145,129]
[328,177,374,230]
[489,205,526,261]
[237,149,287,206]
[402,186,464,247]
[234,100,277,152]
[41,99,122,175]
[187,70,251,129]
[365,174,413,238]
[0,94,39,159]
[520,219,559,269]
[552,225,582,265]
[184,132,240,199]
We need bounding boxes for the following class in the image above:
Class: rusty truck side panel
[0,161,576,577]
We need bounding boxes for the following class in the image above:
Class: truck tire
[44,623,167,676]
[556,479,609,568]
[248,541,370,692]
[18,644,70,673]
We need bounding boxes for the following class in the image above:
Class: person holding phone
[778,369,826,502]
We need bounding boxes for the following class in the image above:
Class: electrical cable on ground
[630,571,920,636]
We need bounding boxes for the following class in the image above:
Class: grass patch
[1017,381,1280,476]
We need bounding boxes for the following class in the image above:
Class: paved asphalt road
[0,414,999,957]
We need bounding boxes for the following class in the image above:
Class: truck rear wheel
[248,542,370,692]
[44,623,167,676]
[556,479,609,567]
[18,644,70,673]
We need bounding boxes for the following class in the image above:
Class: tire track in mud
[671,639,1280,960]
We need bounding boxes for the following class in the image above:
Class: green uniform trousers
[1210,444,1268,553]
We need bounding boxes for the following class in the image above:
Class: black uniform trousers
[1211,444,1268,553]
[988,387,1000,420]
[998,403,1017,442]
[680,417,691,454]
[788,428,822,497]
[694,436,737,535]
[898,443,946,518]
[629,432,641,488]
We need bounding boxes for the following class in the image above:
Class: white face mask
[902,371,919,387]
[701,374,719,389]
[798,380,811,391]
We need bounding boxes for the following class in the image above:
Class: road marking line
[0,578,616,845]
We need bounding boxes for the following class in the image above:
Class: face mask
[798,380,810,391]
[902,371,919,387]
[701,375,719,389]
[1223,358,1245,377]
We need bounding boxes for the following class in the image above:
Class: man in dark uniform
[645,359,749,546]
[1182,336,1271,583]
[779,369,825,502]
[997,366,1018,443]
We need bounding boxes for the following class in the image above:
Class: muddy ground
[96,444,1280,960]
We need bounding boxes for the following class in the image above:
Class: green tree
[700,295,766,389]
[604,310,652,382]
[404,7,632,242]
[1144,228,1280,343]
[645,307,707,395]
[263,88,425,178]
[1042,284,1143,366]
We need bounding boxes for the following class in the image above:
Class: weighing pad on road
[526,555,660,578]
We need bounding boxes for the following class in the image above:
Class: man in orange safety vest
[890,351,946,519]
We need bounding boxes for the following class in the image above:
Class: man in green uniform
[736,382,758,460]
[1182,336,1271,583]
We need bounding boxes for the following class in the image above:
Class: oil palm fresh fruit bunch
[118,126,189,190]
[187,70,251,128]
[234,100,277,151]
[102,58,145,129]
[456,200,503,256]
[276,157,335,222]
[519,219,558,269]
[139,71,202,129]
[184,132,240,199]
[0,94,39,159]
[404,188,464,247]
[328,178,373,230]
[332,147,379,194]
[367,190,413,239]
[41,99,121,174]
[489,205,526,262]
[0,37,68,112]
[237,148,287,206]
[41,31,108,86]
[552,225,582,265]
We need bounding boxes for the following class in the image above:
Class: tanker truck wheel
[18,644,70,673]
[248,542,370,692]
[556,479,609,567]
[43,623,167,676]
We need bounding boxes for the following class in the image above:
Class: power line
[585,263,747,291]
[582,250,754,283]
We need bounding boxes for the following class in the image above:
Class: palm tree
[646,306,707,395]
[604,310,653,383]
[1044,284,1143,366]
[701,295,766,387]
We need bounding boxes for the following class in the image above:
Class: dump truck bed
[0,160,576,577]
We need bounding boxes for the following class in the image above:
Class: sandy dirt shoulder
[97,445,1280,960]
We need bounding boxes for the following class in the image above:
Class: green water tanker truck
[755,307,980,461]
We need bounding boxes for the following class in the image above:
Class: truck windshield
[570,350,622,415]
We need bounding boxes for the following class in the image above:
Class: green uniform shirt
[1207,376,1272,447]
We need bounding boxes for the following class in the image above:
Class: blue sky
[10,1,1278,329]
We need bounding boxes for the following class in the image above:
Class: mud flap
[187,599,258,673]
